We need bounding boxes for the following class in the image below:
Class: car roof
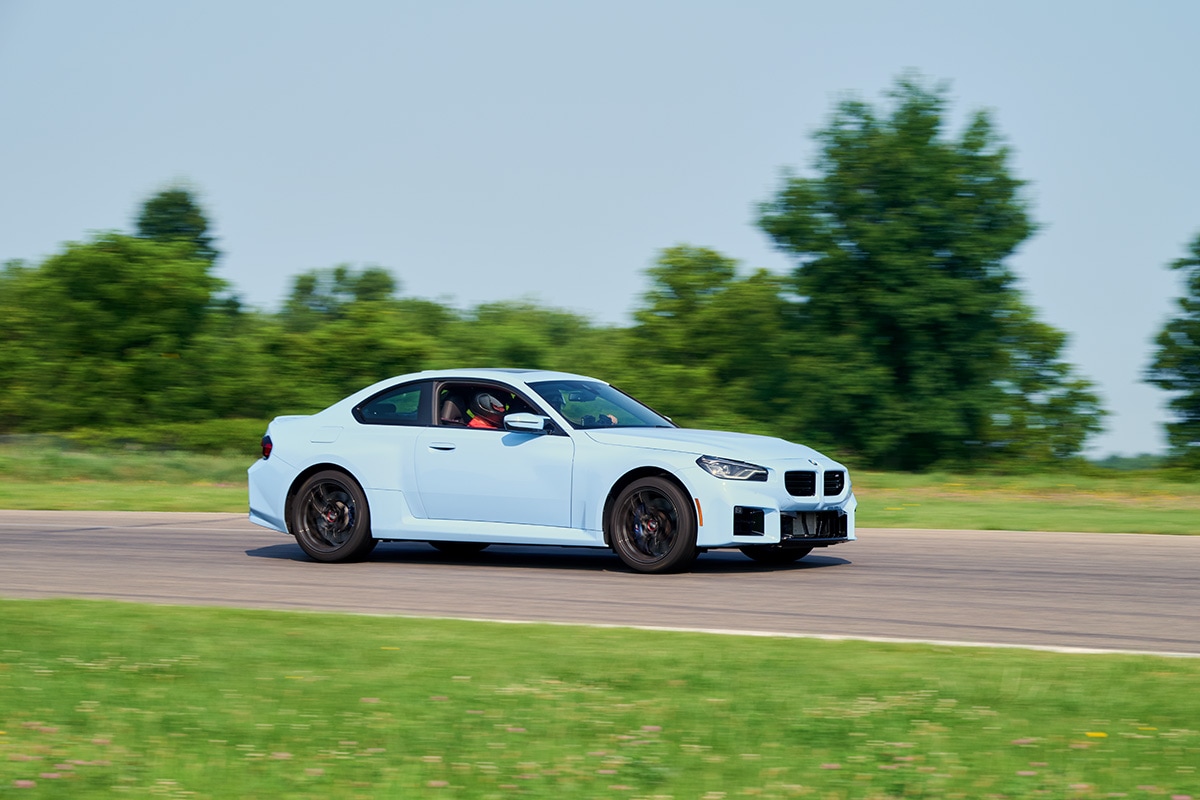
[324,369,611,414]
[349,368,605,398]
[412,368,600,384]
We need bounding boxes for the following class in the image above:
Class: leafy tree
[157,307,283,422]
[633,246,739,371]
[1147,231,1200,468]
[275,302,443,404]
[135,186,219,263]
[267,268,452,408]
[447,300,595,370]
[0,260,48,430]
[627,246,794,435]
[991,306,1106,462]
[758,76,1103,469]
[0,235,225,429]
[283,265,399,330]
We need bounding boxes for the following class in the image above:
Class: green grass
[855,470,1200,534]
[0,439,249,485]
[1,599,1198,798]
[1,439,1197,533]
[58,418,271,458]
[0,439,249,512]
[0,481,246,512]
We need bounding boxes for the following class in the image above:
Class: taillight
[261,435,272,460]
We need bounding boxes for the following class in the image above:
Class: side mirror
[504,412,549,433]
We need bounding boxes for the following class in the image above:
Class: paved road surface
[1,510,1197,655]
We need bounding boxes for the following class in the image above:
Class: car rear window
[354,381,431,426]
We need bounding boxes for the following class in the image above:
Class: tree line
[2,78,1197,470]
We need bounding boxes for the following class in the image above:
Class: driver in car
[545,390,617,427]
[467,392,507,429]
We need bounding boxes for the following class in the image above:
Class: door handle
[428,442,456,451]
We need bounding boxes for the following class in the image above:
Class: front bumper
[733,505,854,547]
[688,464,857,548]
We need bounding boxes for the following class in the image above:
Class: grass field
[1,439,1196,533]
[2,598,1198,799]
[3,443,1197,797]
[0,441,245,512]
[859,470,1200,534]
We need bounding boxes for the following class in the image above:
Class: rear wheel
[289,470,376,562]
[739,544,812,565]
[608,476,697,573]
[429,541,490,556]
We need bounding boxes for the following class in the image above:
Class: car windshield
[528,380,675,430]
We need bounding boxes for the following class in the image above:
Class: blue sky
[2,1,1197,457]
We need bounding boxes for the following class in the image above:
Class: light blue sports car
[248,369,856,573]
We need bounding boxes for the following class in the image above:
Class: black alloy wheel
[609,476,697,574]
[289,470,377,562]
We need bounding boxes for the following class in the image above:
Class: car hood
[583,427,842,467]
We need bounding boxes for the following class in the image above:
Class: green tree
[283,265,399,330]
[267,267,451,408]
[627,246,794,435]
[135,186,219,263]
[274,302,443,405]
[0,260,49,430]
[991,306,1106,461]
[435,299,630,385]
[1147,231,1200,468]
[758,76,1103,469]
[158,307,283,422]
[0,234,225,429]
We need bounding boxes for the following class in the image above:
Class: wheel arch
[601,467,695,547]
[285,463,370,534]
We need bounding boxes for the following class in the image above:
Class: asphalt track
[1,510,1197,656]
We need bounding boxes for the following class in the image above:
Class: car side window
[560,393,625,427]
[355,382,431,426]
[440,382,545,430]
[528,380,674,429]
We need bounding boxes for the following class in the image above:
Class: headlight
[696,455,768,481]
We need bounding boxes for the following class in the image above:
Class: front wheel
[608,476,697,573]
[289,470,376,562]
[739,544,813,565]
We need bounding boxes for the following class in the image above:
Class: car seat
[439,394,467,425]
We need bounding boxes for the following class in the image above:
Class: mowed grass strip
[856,471,1200,534]
[0,482,245,513]
[0,599,1197,798]
[1,440,1198,533]
[0,441,249,513]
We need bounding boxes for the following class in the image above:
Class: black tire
[429,541,490,556]
[739,544,813,565]
[608,476,697,573]
[289,470,376,563]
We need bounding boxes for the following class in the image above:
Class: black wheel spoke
[609,478,695,571]
[288,471,375,562]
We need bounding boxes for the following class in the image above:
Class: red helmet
[470,392,506,426]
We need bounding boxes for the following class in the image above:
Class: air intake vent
[782,511,849,541]
[733,506,765,536]
[823,471,845,496]
[785,471,816,497]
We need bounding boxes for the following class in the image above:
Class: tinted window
[528,380,675,429]
[438,382,540,428]
[355,382,431,426]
